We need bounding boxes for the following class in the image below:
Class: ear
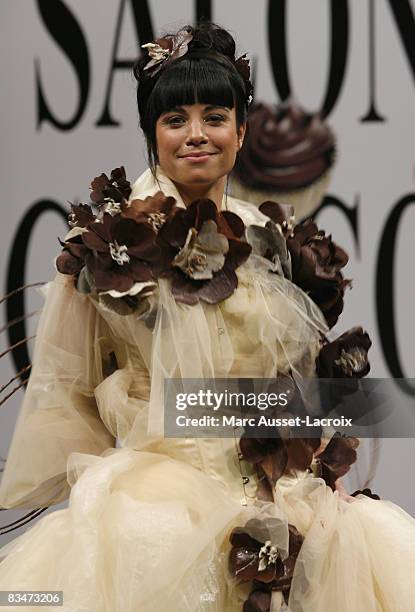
[236,122,247,150]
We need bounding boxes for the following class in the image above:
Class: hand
[334,478,356,503]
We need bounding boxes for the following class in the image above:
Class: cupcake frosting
[234,100,336,190]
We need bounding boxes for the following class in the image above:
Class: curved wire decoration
[0,282,48,535]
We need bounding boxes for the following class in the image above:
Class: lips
[179,152,217,159]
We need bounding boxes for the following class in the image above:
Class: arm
[0,273,115,509]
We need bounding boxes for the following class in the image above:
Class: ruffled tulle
[275,471,415,611]
[0,448,245,611]
[1,454,415,611]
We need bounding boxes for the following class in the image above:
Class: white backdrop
[1,0,414,541]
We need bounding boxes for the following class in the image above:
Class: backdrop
[1,0,414,542]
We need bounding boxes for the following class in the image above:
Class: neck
[172,176,227,210]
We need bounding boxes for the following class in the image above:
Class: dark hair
[133,22,252,170]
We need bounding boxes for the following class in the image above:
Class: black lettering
[360,0,386,122]
[96,0,154,127]
[312,194,360,257]
[376,194,415,393]
[6,201,67,381]
[35,0,90,130]
[267,0,349,117]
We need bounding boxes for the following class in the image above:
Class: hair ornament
[141,27,193,77]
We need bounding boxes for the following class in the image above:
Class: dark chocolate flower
[317,327,372,378]
[314,432,359,489]
[68,203,95,228]
[141,27,193,77]
[259,208,350,328]
[81,213,160,295]
[120,191,178,230]
[56,232,89,276]
[158,199,251,304]
[229,519,304,600]
[90,166,131,206]
[245,221,292,279]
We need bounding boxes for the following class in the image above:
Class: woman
[0,22,414,612]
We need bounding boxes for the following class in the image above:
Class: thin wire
[0,508,48,535]
[0,379,29,407]
[0,336,36,360]
[0,310,40,335]
[0,283,46,306]
[0,364,32,394]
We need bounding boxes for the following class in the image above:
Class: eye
[205,114,225,124]
[164,115,186,126]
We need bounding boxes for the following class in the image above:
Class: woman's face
[155,103,246,190]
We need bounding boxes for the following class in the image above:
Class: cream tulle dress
[0,168,414,612]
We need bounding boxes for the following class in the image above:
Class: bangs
[149,58,236,120]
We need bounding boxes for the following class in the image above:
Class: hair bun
[189,23,236,61]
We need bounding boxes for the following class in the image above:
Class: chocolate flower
[245,222,292,279]
[90,166,131,207]
[120,191,177,230]
[68,203,95,228]
[234,101,336,191]
[141,27,193,77]
[56,233,89,276]
[314,432,359,489]
[81,214,160,295]
[158,199,251,305]
[260,207,349,328]
[229,518,304,603]
[173,220,229,280]
[317,327,372,378]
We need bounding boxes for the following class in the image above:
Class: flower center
[258,540,280,571]
[103,198,122,216]
[109,240,130,266]
[147,212,166,231]
[335,346,368,375]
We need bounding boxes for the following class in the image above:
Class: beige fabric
[0,168,414,611]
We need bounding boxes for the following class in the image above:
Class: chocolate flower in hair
[141,27,193,77]
[158,199,251,305]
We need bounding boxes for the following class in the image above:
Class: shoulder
[226,195,269,227]
[130,168,159,200]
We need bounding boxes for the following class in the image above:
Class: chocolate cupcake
[231,100,336,219]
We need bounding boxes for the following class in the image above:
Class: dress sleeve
[0,273,116,509]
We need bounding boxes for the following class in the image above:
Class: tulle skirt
[0,448,415,612]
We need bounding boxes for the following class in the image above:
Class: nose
[185,118,208,146]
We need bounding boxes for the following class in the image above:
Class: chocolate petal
[220,210,246,238]
[243,589,271,612]
[230,528,262,550]
[229,548,260,582]
[183,199,218,231]
[56,251,83,275]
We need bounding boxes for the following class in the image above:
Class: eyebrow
[162,105,230,115]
